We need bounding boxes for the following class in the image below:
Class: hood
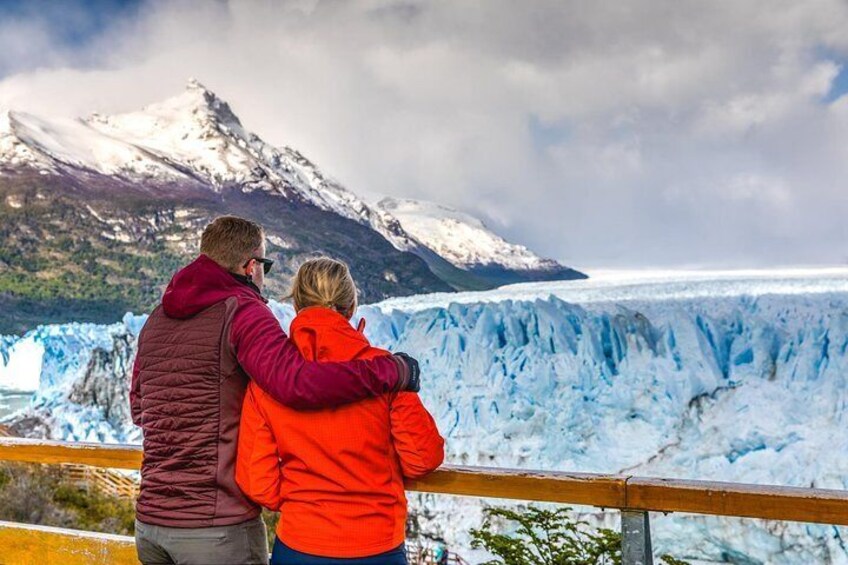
[162,254,265,319]
[289,306,372,362]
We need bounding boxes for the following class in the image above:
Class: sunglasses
[244,256,274,275]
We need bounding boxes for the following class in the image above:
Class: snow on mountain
[274,145,420,251]
[0,80,415,239]
[0,80,575,286]
[86,80,252,185]
[0,81,435,250]
[0,110,181,178]
[2,271,848,562]
[0,111,52,170]
[376,197,564,272]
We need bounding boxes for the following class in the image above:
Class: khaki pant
[135,516,269,565]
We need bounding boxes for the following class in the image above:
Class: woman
[236,257,444,564]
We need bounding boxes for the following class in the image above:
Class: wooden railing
[63,465,139,499]
[0,425,139,499]
[0,437,847,564]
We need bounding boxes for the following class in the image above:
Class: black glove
[394,352,421,393]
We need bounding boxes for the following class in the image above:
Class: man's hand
[393,352,421,393]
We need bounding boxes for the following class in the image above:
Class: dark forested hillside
[0,170,450,334]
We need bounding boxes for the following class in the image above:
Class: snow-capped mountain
[377,197,582,278]
[0,79,582,298]
[0,81,457,333]
[82,80,415,246]
[2,79,403,224]
[3,269,848,563]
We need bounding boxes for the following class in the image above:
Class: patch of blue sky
[0,0,143,78]
[814,45,848,104]
[825,64,848,103]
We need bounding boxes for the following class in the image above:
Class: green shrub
[53,481,135,535]
[0,463,135,535]
[262,508,279,548]
[470,505,689,565]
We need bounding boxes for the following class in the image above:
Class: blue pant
[270,538,408,565]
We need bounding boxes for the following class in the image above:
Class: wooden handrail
[0,438,142,470]
[0,520,136,564]
[406,465,627,507]
[1,437,847,526]
[626,476,848,525]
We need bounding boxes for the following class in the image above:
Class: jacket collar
[230,271,264,297]
[289,306,370,362]
[162,254,267,319]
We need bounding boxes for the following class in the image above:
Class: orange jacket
[236,306,445,558]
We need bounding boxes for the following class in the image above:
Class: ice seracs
[3,272,848,562]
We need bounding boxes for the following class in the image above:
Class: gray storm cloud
[1,0,847,268]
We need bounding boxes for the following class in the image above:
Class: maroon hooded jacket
[130,255,406,528]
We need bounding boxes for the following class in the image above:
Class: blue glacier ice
[2,270,848,563]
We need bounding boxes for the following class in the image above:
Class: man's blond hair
[290,257,357,315]
[200,216,265,271]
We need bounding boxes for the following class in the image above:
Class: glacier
[2,270,848,563]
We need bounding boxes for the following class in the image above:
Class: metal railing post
[621,510,653,565]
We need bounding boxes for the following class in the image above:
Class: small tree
[470,505,688,565]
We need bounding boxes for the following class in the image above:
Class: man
[130,216,420,565]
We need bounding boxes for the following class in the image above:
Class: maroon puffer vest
[134,297,260,527]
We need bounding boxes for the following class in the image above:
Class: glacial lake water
[0,389,33,420]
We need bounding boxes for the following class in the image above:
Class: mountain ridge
[0,80,584,333]
[375,196,585,283]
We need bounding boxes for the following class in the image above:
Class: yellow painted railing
[0,521,136,565]
[0,437,847,564]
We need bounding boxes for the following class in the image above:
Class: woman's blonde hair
[289,257,358,316]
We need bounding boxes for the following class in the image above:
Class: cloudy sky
[1,0,847,269]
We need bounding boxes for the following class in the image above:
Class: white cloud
[1,0,847,269]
